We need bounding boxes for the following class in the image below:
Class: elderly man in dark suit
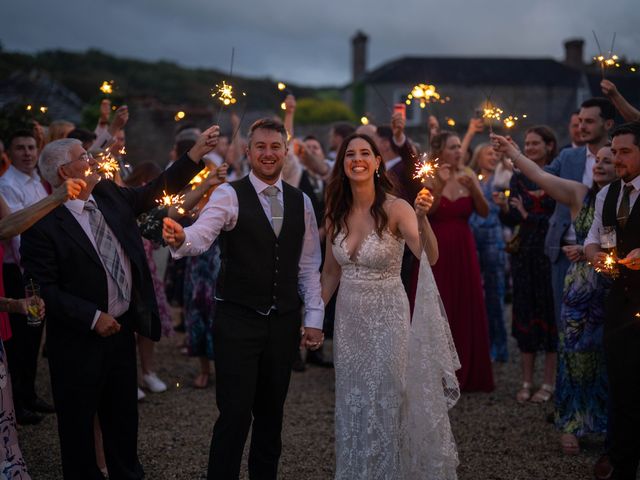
[20,126,219,480]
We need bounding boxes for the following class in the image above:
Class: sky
[3,0,639,87]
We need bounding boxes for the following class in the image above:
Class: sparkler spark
[100,81,114,95]
[119,146,126,156]
[189,168,209,190]
[503,114,527,129]
[446,117,456,127]
[212,81,238,106]
[413,155,439,182]
[85,152,120,180]
[595,253,619,278]
[483,106,504,121]
[39,106,48,114]
[156,191,186,214]
[174,111,186,122]
[277,82,287,91]
[406,84,447,109]
[360,116,370,125]
[26,105,32,111]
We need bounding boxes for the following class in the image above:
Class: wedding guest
[585,122,640,480]
[0,129,52,424]
[495,126,558,403]
[493,133,616,455]
[20,127,217,479]
[420,131,494,392]
[469,143,511,362]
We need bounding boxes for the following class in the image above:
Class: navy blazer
[20,153,203,344]
[543,146,587,262]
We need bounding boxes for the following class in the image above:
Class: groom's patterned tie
[264,186,283,236]
[84,199,130,302]
[617,184,635,229]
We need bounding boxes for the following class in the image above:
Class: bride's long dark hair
[324,133,395,242]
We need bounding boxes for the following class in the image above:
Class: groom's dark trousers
[208,301,300,479]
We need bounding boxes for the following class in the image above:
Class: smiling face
[611,133,640,183]
[592,146,617,188]
[524,132,552,165]
[477,145,498,173]
[343,137,381,183]
[247,127,287,184]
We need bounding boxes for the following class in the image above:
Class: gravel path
[19,316,604,479]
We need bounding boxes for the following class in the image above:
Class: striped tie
[84,200,130,302]
[264,186,283,236]
[617,184,635,229]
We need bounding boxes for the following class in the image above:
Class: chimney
[351,31,368,82]
[564,38,584,69]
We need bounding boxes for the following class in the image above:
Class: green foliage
[293,98,357,125]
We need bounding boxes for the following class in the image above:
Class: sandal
[193,373,209,389]
[560,433,580,455]
[516,382,533,403]
[531,383,555,403]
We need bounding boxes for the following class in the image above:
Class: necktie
[617,184,635,229]
[264,186,283,236]
[84,200,130,302]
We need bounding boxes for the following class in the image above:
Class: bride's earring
[375,166,380,178]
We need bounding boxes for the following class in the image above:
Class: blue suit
[544,146,587,324]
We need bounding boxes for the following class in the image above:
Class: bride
[321,133,461,479]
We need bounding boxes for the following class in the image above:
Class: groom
[163,118,324,479]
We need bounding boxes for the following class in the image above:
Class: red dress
[417,196,494,392]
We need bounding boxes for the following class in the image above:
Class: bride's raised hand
[414,188,434,217]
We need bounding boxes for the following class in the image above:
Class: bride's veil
[402,253,461,479]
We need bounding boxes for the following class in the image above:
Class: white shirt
[584,175,640,248]
[0,165,48,264]
[581,147,596,187]
[172,172,324,329]
[65,196,133,328]
[385,156,402,171]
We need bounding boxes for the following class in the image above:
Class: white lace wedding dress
[333,229,460,480]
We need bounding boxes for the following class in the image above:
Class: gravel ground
[19,310,605,479]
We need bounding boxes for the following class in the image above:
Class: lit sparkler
[592,31,620,79]
[595,253,619,278]
[100,81,114,95]
[503,114,527,129]
[413,155,439,183]
[156,190,186,215]
[26,105,32,111]
[85,151,120,180]
[406,84,448,109]
[446,117,456,127]
[212,81,238,106]
[174,111,186,122]
[189,168,210,190]
[277,82,287,91]
[482,102,504,133]
[360,116,370,125]
[39,106,48,114]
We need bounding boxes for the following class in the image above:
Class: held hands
[188,125,220,162]
[162,217,186,249]
[414,188,434,217]
[619,248,640,270]
[562,245,584,263]
[53,178,87,202]
[300,327,324,351]
[95,312,121,337]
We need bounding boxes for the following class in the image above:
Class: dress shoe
[142,372,167,393]
[27,397,55,413]
[593,454,613,480]
[16,408,43,425]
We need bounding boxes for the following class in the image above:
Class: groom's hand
[301,327,324,351]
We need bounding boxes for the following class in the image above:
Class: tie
[264,186,283,236]
[84,200,130,302]
[617,184,635,229]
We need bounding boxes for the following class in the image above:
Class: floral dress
[555,191,611,436]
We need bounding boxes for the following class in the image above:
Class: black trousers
[208,302,301,480]
[2,263,44,412]
[49,317,143,480]
[604,288,640,480]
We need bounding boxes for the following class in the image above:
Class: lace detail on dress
[333,230,459,480]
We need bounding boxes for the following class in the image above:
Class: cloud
[2,0,638,86]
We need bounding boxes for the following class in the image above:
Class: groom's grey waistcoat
[217,175,305,314]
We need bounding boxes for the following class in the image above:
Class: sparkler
[594,253,619,278]
[174,111,186,122]
[26,105,32,111]
[482,102,504,134]
[360,116,370,125]
[189,167,210,190]
[503,114,527,130]
[277,82,287,91]
[212,80,238,106]
[84,150,121,180]
[100,81,114,95]
[446,117,456,127]
[405,84,449,109]
[592,31,619,79]
[413,154,439,183]
[156,190,186,215]
[39,106,48,114]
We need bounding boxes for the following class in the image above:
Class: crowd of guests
[0,76,638,479]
